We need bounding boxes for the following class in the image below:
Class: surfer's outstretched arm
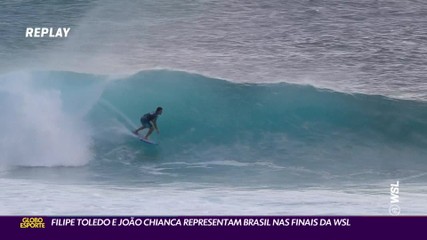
[153,119,160,133]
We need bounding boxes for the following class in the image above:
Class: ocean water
[1,0,427,215]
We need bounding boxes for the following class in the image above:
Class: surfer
[133,107,163,140]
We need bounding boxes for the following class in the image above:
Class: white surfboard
[133,132,158,145]
[138,136,158,145]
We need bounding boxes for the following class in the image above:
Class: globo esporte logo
[20,217,46,228]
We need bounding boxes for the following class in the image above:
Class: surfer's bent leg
[133,126,145,135]
[145,127,154,140]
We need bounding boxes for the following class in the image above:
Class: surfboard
[133,132,158,145]
[138,136,158,145]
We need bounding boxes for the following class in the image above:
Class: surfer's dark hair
[156,107,163,112]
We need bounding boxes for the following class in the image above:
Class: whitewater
[1,0,427,215]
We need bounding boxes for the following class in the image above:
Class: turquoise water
[1,70,426,188]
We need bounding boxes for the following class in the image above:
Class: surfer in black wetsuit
[133,107,163,140]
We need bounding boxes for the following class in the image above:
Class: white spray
[0,72,92,167]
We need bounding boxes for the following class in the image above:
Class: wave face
[1,70,427,185]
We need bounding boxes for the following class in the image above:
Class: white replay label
[25,27,70,38]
